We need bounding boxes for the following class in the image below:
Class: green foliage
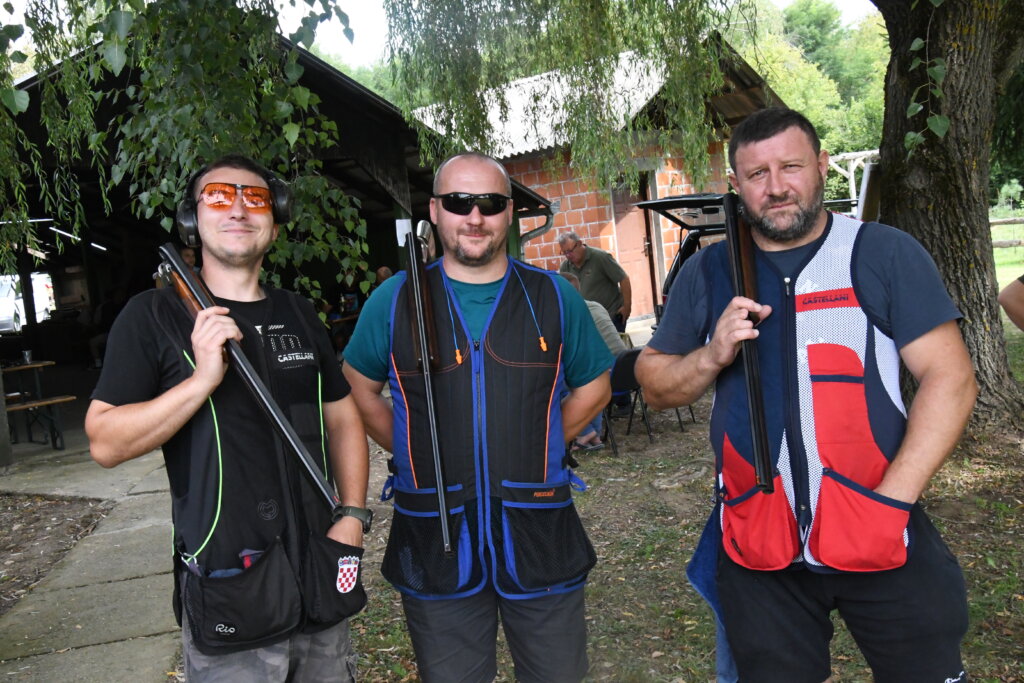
[999,179,1023,209]
[740,33,841,140]
[384,0,729,190]
[1,0,370,298]
[902,0,951,156]
[309,48,431,110]
[0,3,41,275]
[993,63,1024,178]
[830,13,888,105]
[782,0,843,81]
[733,0,885,162]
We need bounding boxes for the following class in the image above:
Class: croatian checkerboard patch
[336,555,360,594]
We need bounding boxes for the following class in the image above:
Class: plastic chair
[603,348,653,455]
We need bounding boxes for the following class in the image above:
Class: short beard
[452,240,502,267]
[742,183,825,244]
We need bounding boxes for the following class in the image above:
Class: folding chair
[603,348,653,455]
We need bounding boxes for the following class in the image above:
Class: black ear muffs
[175,162,293,248]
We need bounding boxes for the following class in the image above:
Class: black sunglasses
[434,192,512,216]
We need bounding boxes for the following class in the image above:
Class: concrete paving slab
[90,492,171,535]
[0,573,176,660]
[0,632,180,681]
[130,462,169,495]
[0,450,165,500]
[36,524,173,591]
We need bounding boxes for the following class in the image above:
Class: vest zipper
[781,276,812,537]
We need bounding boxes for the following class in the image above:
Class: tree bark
[873,0,1024,429]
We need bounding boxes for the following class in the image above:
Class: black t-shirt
[92,287,350,570]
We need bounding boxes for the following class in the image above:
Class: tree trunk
[873,0,1024,429]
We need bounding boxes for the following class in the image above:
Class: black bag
[181,537,302,655]
[301,532,367,626]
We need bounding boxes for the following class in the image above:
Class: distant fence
[992,218,1024,248]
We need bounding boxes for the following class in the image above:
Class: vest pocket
[382,486,475,595]
[497,481,596,592]
[719,433,799,570]
[181,537,302,655]
[302,533,368,626]
[721,482,800,571]
[809,468,911,571]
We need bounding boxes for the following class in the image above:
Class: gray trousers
[181,614,356,682]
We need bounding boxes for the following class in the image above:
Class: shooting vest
[148,286,364,654]
[704,213,913,573]
[382,258,596,598]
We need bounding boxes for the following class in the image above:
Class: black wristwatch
[339,506,373,533]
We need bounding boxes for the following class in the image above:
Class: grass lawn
[993,222,1024,378]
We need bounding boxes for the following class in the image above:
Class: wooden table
[3,360,75,449]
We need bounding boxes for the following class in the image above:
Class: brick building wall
[506,141,730,319]
[508,151,614,273]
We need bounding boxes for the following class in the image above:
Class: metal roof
[417,36,782,159]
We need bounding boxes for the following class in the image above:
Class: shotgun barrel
[722,195,774,493]
[405,221,452,554]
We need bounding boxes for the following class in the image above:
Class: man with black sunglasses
[343,151,614,682]
[86,154,369,681]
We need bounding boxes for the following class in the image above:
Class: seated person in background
[181,245,201,273]
[561,272,626,451]
[374,265,393,287]
[998,275,1024,331]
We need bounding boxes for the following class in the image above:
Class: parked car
[0,274,53,334]
[635,194,727,324]
[0,279,23,333]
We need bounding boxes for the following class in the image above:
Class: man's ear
[728,172,740,193]
[817,149,830,181]
[429,197,439,225]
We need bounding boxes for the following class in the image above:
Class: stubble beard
[202,225,271,268]
[444,228,506,268]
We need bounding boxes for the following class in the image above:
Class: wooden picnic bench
[6,394,76,450]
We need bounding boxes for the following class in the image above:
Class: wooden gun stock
[157,243,345,517]
[722,195,774,493]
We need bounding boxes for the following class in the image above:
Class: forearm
[876,367,977,503]
[998,279,1024,331]
[352,393,394,452]
[327,397,370,507]
[85,375,214,467]
[635,345,719,410]
[325,397,371,546]
[619,277,632,317]
[561,374,611,442]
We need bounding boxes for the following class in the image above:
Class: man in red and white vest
[637,108,976,682]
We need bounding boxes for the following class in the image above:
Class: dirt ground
[0,493,112,619]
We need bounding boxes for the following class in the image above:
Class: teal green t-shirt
[343,263,613,388]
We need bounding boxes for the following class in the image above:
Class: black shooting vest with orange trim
[381,258,596,598]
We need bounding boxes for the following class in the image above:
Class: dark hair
[728,108,821,170]
[433,151,511,195]
[192,153,276,198]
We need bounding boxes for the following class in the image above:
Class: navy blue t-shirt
[649,217,961,356]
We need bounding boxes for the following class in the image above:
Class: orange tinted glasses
[198,183,273,213]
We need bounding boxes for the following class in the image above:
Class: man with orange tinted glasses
[86,154,369,681]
